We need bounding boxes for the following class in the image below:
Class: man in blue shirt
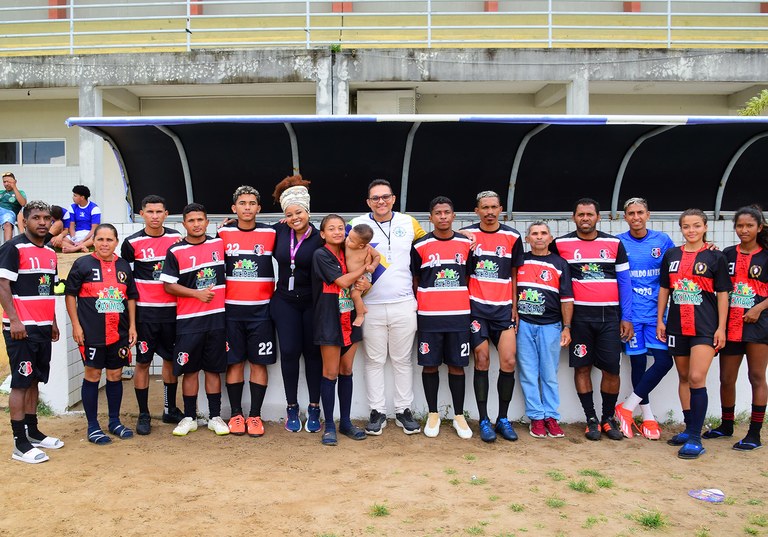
[614,197,676,440]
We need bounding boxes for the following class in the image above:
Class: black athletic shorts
[136,321,176,364]
[80,339,131,370]
[226,319,276,366]
[719,341,747,357]
[470,316,515,350]
[666,334,715,356]
[569,321,621,375]
[173,329,227,375]
[4,332,51,389]
[417,331,471,368]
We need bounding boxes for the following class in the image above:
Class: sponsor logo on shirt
[95,286,126,313]
[338,287,354,313]
[474,259,499,279]
[672,278,703,305]
[38,274,51,296]
[152,261,163,280]
[434,269,460,288]
[518,288,546,316]
[196,267,217,288]
[232,259,258,279]
[579,263,605,280]
[730,281,756,309]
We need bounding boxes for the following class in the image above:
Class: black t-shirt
[273,222,322,303]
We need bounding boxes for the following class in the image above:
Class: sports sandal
[87,429,112,445]
[29,435,64,449]
[322,428,338,446]
[108,423,134,439]
[12,446,49,464]
[339,424,366,441]
[677,442,706,459]
[733,437,763,451]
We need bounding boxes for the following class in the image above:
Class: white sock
[623,393,643,413]
[640,404,655,422]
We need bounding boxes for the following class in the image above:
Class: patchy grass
[744,527,758,536]
[449,478,461,486]
[746,499,764,506]
[545,497,566,509]
[463,454,477,461]
[444,468,457,475]
[596,477,614,489]
[694,528,710,537]
[509,503,525,512]
[748,514,768,527]
[546,470,566,481]
[568,479,595,494]
[489,495,500,502]
[578,468,604,478]
[369,503,390,517]
[469,476,488,486]
[633,509,667,529]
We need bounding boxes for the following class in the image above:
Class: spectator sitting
[62,185,100,253]
[0,172,27,242]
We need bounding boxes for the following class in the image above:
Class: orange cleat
[641,419,661,440]
[614,403,635,439]
[228,414,246,436]
[246,416,264,437]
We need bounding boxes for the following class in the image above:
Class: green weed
[568,480,595,494]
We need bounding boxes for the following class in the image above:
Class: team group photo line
[1,171,766,464]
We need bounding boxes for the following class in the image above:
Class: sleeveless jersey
[723,245,768,343]
[462,223,524,321]
[120,226,181,324]
[411,232,472,332]
[0,234,58,339]
[617,229,676,324]
[516,251,574,325]
[160,236,226,334]
[660,246,731,338]
[218,222,276,321]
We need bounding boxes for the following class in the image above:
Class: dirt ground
[1,253,767,537]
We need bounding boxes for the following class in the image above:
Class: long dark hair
[319,213,345,246]
[734,205,768,250]
[678,208,708,243]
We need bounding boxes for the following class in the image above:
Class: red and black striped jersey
[217,222,276,321]
[120,226,181,324]
[516,252,574,325]
[411,232,472,332]
[723,245,768,343]
[0,234,58,339]
[552,231,629,322]
[660,246,731,338]
[65,253,138,347]
[160,236,226,334]
[462,223,524,321]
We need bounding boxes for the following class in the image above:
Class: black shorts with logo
[417,331,471,368]
[226,319,277,366]
[569,321,621,375]
[136,321,176,364]
[173,329,227,375]
[80,339,132,370]
[4,332,51,389]
[470,316,515,350]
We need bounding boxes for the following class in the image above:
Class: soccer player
[412,196,473,439]
[62,185,100,253]
[160,203,229,437]
[462,190,524,442]
[516,221,573,439]
[657,208,730,459]
[219,186,276,438]
[614,197,676,440]
[66,224,138,444]
[0,201,62,463]
[121,195,183,435]
[551,198,634,441]
[706,206,768,450]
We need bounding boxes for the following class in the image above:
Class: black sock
[601,391,618,422]
[422,371,440,413]
[321,377,337,429]
[226,382,244,417]
[448,373,466,416]
[473,369,489,421]
[497,370,515,421]
[683,408,691,429]
[164,382,178,413]
[24,413,43,440]
[689,387,708,443]
[183,395,197,419]
[747,404,766,438]
[11,419,34,453]
[717,405,735,435]
[105,379,123,430]
[207,392,222,419]
[135,387,150,414]
[337,374,353,430]
[82,379,100,431]
[249,382,267,417]
[578,392,597,421]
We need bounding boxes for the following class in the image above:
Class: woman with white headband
[270,175,324,434]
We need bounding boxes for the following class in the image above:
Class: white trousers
[361,298,418,414]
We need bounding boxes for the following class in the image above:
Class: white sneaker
[424,412,441,438]
[453,415,473,439]
[207,416,230,436]
[172,417,198,436]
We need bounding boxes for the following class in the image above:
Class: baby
[345,223,381,327]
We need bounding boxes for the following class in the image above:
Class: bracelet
[563,324,571,329]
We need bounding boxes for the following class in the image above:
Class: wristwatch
[563,324,571,329]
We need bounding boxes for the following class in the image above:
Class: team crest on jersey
[196,267,217,288]
[539,269,552,282]
[580,263,605,280]
[254,244,264,255]
[573,344,587,358]
[434,269,460,288]
[393,226,406,238]
[95,287,126,313]
[672,278,703,305]
[152,261,163,280]
[18,361,32,377]
[730,281,756,309]
[232,259,258,278]
[599,249,610,259]
[38,274,51,296]
[177,352,189,366]
[495,246,507,257]
[212,251,220,262]
[117,271,127,283]
[470,320,481,333]
[454,253,465,265]
[750,265,763,278]
[474,259,499,279]
[651,247,662,258]
[226,341,230,352]
[694,262,708,275]
[418,342,430,354]
[518,289,546,316]
[138,341,149,354]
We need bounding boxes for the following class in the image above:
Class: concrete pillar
[566,76,589,115]
[78,85,106,219]
[333,53,350,115]
[48,0,67,19]
[316,55,333,115]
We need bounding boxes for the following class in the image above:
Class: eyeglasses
[368,194,394,203]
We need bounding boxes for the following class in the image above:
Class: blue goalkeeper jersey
[617,229,676,324]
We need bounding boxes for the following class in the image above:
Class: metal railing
[0,0,767,55]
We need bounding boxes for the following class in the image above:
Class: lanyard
[372,213,394,262]
[288,227,310,290]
